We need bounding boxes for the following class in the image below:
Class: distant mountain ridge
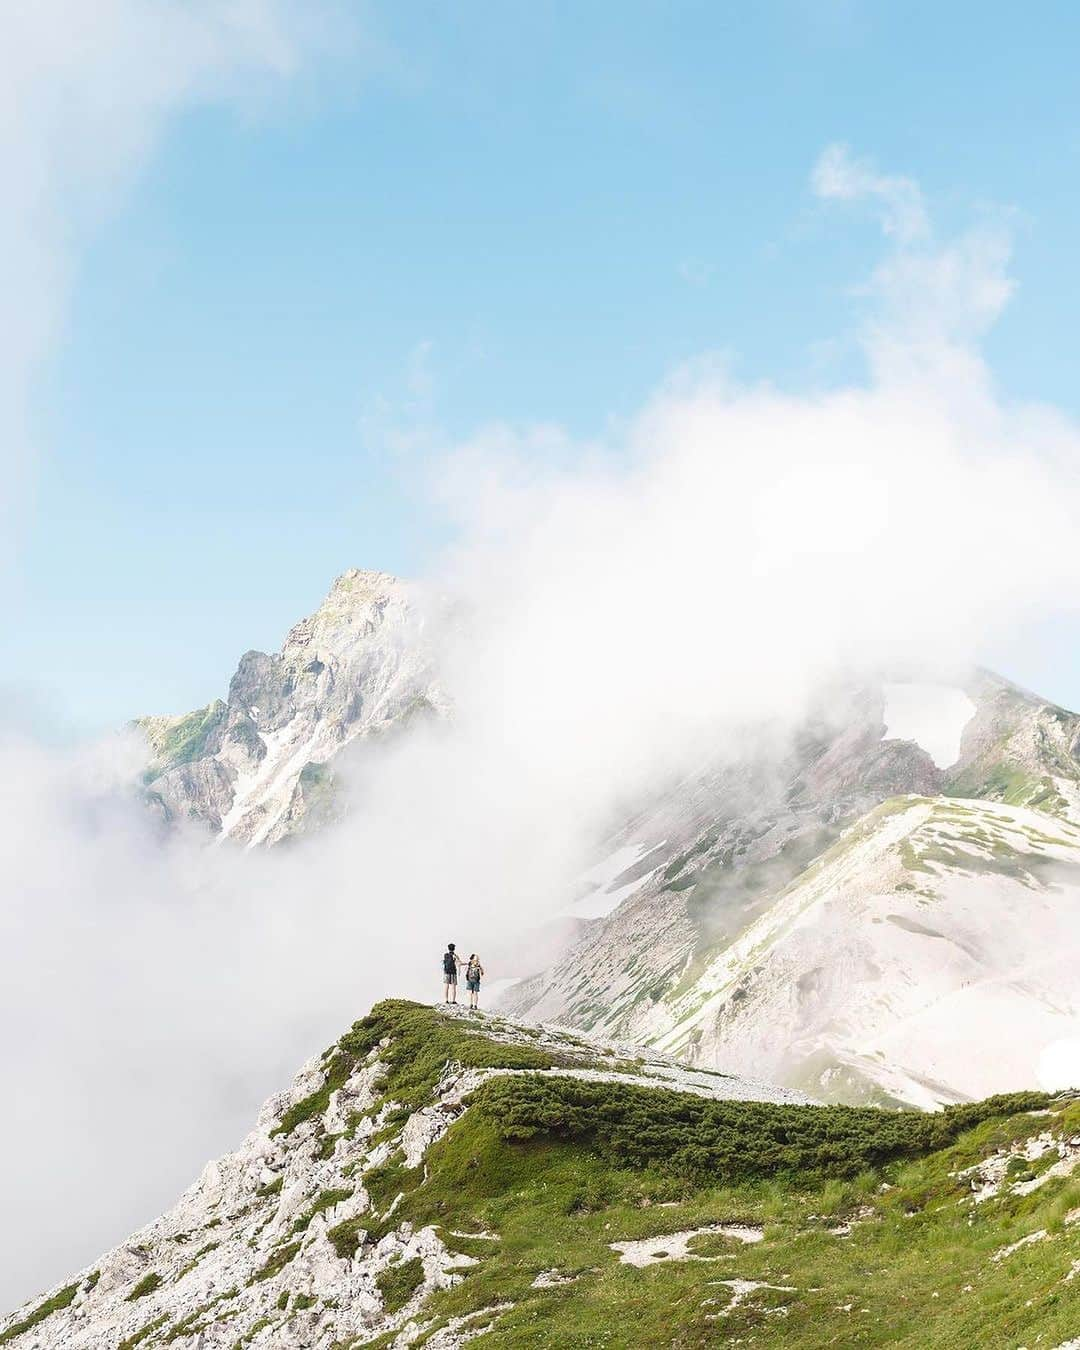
[134,570,1080,1108]
[137,570,446,846]
[505,672,1080,1107]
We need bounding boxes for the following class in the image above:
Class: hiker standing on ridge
[465,953,485,1010]
[442,943,463,1004]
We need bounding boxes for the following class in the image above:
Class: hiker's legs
[443,978,451,1003]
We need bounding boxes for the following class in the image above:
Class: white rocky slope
[507,676,1080,1107]
[643,795,1080,1108]
[0,1008,808,1350]
[138,571,446,846]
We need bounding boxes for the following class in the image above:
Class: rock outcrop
[137,570,446,846]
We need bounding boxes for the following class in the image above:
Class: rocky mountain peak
[283,570,413,657]
[137,568,444,846]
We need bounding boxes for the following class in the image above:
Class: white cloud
[0,0,355,1308]
[0,0,344,556]
[812,143,1016,402]
[812,142,929,243]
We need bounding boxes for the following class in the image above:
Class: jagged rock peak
[282,569,415,654]
[137,567,444,846]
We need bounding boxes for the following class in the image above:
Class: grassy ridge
[326,1002,1078,1349]
[6,1002,1074,1349]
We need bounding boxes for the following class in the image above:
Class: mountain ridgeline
[135,575,1080,1112]
[137,571,446,846]
[505,672,1080,1109]
[8,580,1079,1345]
[136,568,1080,1111]
[3,1001,1077,1348]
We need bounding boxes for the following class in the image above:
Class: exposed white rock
[139,569,447,845]
[991,1230,1048,1263]
[956,1129,1080,1203]
[531,1269,582,1288]
[704,1278,798,1316]
[610,1223,763,1267]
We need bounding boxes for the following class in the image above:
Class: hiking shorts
[466,978,480,993]
[444,969,457,985]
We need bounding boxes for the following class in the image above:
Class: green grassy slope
[326,1004,1079,1349]
[5,1002,1076,1350]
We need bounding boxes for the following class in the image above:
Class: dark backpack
[467,961,480,982]
[443,951,457,975]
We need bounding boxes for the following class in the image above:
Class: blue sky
[7,0,1080,731]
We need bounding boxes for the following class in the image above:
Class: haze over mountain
[133,572,1080,1115]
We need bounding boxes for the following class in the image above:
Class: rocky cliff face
[138,571,446,846]
[4,1001,1077,1349]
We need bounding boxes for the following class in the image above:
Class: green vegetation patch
[376,1257,425,1315]
[274,1000,562,1140]
[253,1242,301,1283]
[353,1000,559,1108]
[469,1076,1052,1186]
[232,1314,272,1348]
[0,1283,79,1345]
[346,1083,1079,1349]
[327,1215,370,1261]
[292,1187,353,1233]
[126,1272,163,1302]
[177,1241,219,1280]
[272,1051,357,1137]
[137,699,226,780]
[365,1156,423,1210]
[163,1288,238,1343]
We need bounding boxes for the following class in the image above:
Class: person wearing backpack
[442,943,463,1004]
[465,953,484,1010]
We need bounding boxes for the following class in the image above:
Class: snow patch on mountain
[560,841,667,920]
[883,682,976,768]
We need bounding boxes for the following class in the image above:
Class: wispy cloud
[0,0,347,558]
[812,142,929,243]
[812,142,1016,396]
